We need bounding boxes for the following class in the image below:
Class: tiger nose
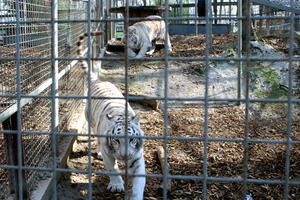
[120,151,128,160]
[120,154,128,161]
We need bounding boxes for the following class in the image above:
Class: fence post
[2,112,29,199]
[195,0,198,34]
[237,0,243,103]
[50,0,59,198]
[51,0,59,130]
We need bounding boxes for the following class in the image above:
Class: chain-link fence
[1,0,300,199]
[0,0,98,199]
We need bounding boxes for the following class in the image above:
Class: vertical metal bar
[15,0,25,199]
[180,0,183,18]
[258,5,263,33]
[202,0,212,199]
[22,0,28,43]
[266,6,270,34]
[284,0,295,199]
[195,0,198,34]
[124,0,130,199]
[51,0,59,199]
[242,0,251,198]
[87,1,93,199]
[163,0,170,199]
[229,0,232,23]
[15,0,22,199]
[110,0,114,40]
[53,2,59,128]
[238,0,242,103]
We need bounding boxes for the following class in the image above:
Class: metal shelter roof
[252,0,300,14]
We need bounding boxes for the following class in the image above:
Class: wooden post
[2,112,29,199]
[242,0,250,53]
[213,0,218,24]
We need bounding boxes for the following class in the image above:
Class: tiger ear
[131,114,140,124]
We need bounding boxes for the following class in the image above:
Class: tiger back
[77,31,146,200]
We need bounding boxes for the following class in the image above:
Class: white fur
[77,31,146,199]
[123,15,172,58]
[87,81,146,200]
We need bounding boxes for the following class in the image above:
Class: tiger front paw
[107,180,124,193]
[128,49,136,57]
[135,54,144,59]
[130,193,143,200]
[97,151,103,160]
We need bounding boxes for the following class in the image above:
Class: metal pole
[202,0,212,199]
[195,0,198,34]
[87,1,93,199]
[52,0,59,128]
[284,1,295,199]
[163,1,170,199]
[229,0,232,23]
[51,0,59,199]
[124,0,130,198]
[180,0,183,18]
[15,0,25,199]
[242,0,251,198]
[238,0,242,103]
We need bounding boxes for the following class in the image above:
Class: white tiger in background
[122,15,172,58]
[77,31,146,200]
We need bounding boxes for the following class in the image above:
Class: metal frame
[0,0,94,198]
[0,0,299,199]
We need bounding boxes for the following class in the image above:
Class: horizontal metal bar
[0,15,299,25]
[1,56,300,62]
[0,164,299,185]
[1,94,300,104]
[1,129,299,145]
[170,2,238,8]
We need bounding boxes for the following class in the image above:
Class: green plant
[248,62,288,99]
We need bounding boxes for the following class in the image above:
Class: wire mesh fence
[0,0,94,198]
[0,0,300,199]
[0,127,10,200]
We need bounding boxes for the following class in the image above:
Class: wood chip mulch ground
[59,106,300,200]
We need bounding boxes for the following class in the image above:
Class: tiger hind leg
[146,44,156,55]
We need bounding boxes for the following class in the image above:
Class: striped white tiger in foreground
[77,31,146,200]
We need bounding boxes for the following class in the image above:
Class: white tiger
[122,15,172,58]
[77,31,146,200]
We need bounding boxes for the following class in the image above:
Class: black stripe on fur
[129,156,141,169]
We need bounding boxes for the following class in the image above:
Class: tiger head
[104,114,144,162]
[122,26,139,50]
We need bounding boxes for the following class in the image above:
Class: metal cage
[0,0,299,199]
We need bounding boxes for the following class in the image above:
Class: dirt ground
[58,106,300,200]
[57,34,300,200]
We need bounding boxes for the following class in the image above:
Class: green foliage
[248,62,288,99]
[153,0,191,23]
